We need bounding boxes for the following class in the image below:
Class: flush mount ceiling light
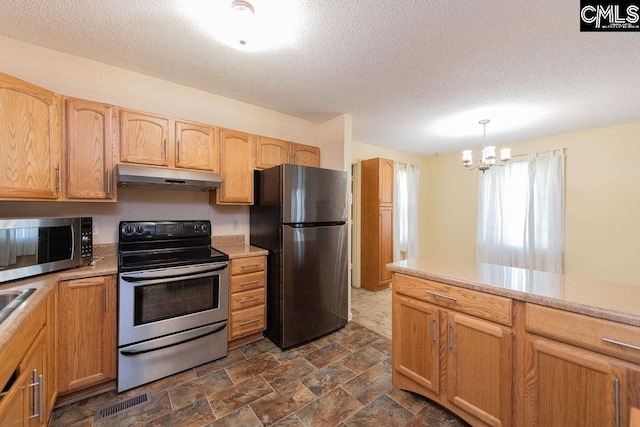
[180,0,301,52]
[462,120,511,173]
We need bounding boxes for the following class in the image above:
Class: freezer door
[282,165,348,224]
[282,223,348,348]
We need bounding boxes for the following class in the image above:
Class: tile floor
[51,323,469,426]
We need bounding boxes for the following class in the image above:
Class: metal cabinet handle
[447,322,453,353]
[163,138,168,161]
[38,374,43,423]
[28,370,42,421]
[177,140,180,164]
[430,316,435,346]
[55,165,61,191]
[602,337,640,352]
[241,264,260,269]
[240,297,260,303]
[105,282,109,312]
[426,290,457,301]
[615,378,620,427]
[106,169,111,195]
[240,280,260,287]
[240,318,261,326]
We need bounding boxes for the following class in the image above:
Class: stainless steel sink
[0,288,36,325]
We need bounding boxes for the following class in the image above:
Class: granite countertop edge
[387,263,640,328]
[214,244,269,259]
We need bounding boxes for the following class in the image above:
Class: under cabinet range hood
[116,164,222,191]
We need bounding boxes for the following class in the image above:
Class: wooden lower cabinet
[525,336,628,427]
[0,297,50,426]
[57,276,116,394]
[228,256,267,348]
[393,273,513,426]
[445,311,512,427]
[393,290,512,427]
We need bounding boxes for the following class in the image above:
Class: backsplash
[0,188,250,244]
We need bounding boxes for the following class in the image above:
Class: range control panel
[119,220,211,240]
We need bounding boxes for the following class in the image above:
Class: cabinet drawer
[526,303,640,364]
[394,273,512,326]
[230,271,265,293]
[229,305,265,339]
[231,256,265,275]
[230,288,265,311]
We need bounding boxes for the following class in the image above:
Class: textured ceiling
[1,0,638,156]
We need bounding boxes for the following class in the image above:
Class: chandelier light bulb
[461,119,510,173]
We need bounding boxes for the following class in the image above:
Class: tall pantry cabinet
[360,157,394,292]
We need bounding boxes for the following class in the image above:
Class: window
[393,163,420,261]
[476,153,564,273]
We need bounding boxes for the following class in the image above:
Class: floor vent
[94,392,151,421]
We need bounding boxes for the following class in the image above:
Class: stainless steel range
[117,220,229,392]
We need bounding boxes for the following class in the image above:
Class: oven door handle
[120,322,227,356]
[121,263,228,284]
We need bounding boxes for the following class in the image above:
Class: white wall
[0,36,350,244]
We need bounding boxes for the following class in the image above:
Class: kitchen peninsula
[388,257,640,427]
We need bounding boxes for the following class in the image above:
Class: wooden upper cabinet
[216,128,256,204]
[175,120,218,172]
[292,143,320,167]
[256,137,321,169]
[120,109,169,166]
[0,72,62,200]
[379,158,394,205]
[65,98,117,201]
[256,136,290,169]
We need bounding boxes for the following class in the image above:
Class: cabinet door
[525,336,627,427]
[120,110,169,166]
[379,158,394,206]
[0,72,62,199]
[58,276,116,393]
[0,381,24,426]
[66,98,116,200]
[380,207,393,285]
[216,129,255,204]
[21,330,45,427]
[393,295,440,395]
[446,312,512,427]
[175,120,218,172]
[292,143,320,167]
[256,136,291,169]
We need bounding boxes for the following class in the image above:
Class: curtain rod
[510,148,566,159]
[394,160,420,169]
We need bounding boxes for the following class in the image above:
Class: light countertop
[387,257,640,327]
[214,244,268,259]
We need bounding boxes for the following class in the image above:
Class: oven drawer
[230,271,265,293]
[231,288,266,311]
[231,256,265,275]
[230,305,265,339]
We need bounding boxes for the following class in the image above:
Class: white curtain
[393,162,420,261]
[476,152,564,273]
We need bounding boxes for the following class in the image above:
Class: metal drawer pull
[602,337,640,352]
[425,290,457,301]
[447,322,453,353]
[430,316,436,346]
[28,370,41,421]
[240,318,261,326]
[240,280,260,286]
[240,297,260,303]
[241,263,261,269]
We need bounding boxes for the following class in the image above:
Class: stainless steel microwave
[0,217,93,284]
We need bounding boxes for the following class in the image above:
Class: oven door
[118,261,229,346]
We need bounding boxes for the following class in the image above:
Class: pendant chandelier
[462,119,511,173]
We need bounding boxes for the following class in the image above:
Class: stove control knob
[124,225,134,235]
[193,224,200,232]
[200,223,208,232]
[136,226,144,234]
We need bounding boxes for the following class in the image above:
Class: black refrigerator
[250,164,349,349]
